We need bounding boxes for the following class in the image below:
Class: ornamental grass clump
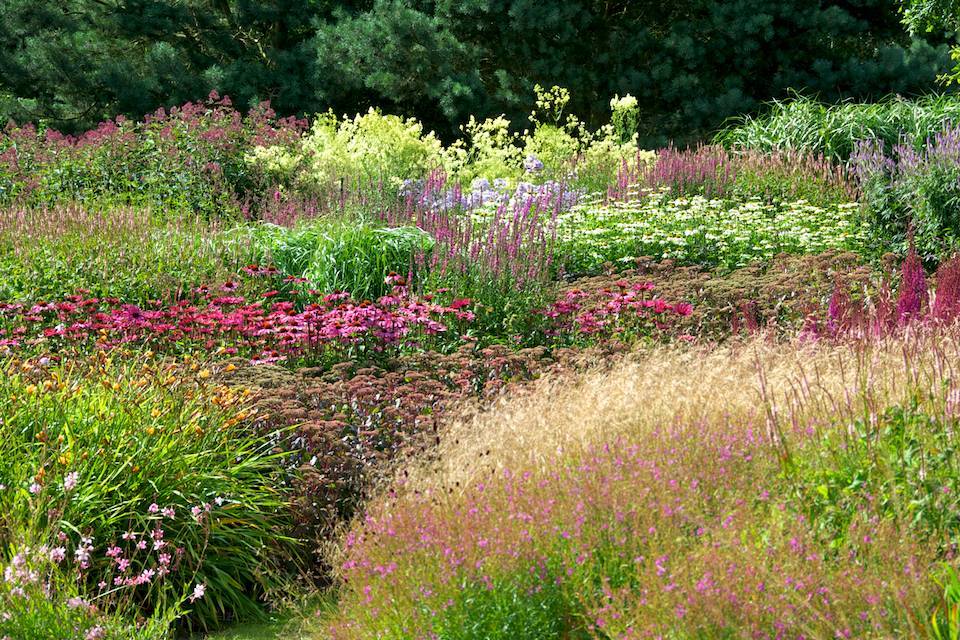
[326,332,960,639]
[0,353,300,631]
[0,204,256,304]
[716,94,960,161]
[235,220,435,301]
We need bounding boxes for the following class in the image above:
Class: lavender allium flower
[523,154,544,173]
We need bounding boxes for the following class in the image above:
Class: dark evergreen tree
[0,0,954,143]
[0,0,321,130]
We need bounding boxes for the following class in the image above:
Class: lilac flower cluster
[399,172,583,214]
[851,125,960,256]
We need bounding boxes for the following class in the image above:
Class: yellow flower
[25,384,37,395]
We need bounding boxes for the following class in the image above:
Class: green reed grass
[716,94,960,161]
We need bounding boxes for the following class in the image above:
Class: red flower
[449,299,472,310]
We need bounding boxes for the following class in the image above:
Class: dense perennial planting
[7,88,960,640]
[555,192,865,274]
[0,93,305,217]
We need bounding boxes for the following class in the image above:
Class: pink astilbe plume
[896,245,928,325]
[872,274,897,338]
[827,276,852,336]
[933,254,960,323]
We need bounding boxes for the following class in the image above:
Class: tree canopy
[1,0,954,144]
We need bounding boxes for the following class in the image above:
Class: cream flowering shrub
[247,108,444,191]
[245,88,655,197]
[442,114,525,185]
[609,93,639,143]
[555,192,866,273]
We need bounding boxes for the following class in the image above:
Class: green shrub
[786,404,960,552]
[249,109,443,194]
[442,114,525,186]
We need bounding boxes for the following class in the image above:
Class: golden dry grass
[409,327,960,493]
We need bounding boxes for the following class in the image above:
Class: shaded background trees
[0,0,955,144]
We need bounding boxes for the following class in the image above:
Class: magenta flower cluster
[539,280,693,340]
[0,279,475,362]
[799,248,960,340]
